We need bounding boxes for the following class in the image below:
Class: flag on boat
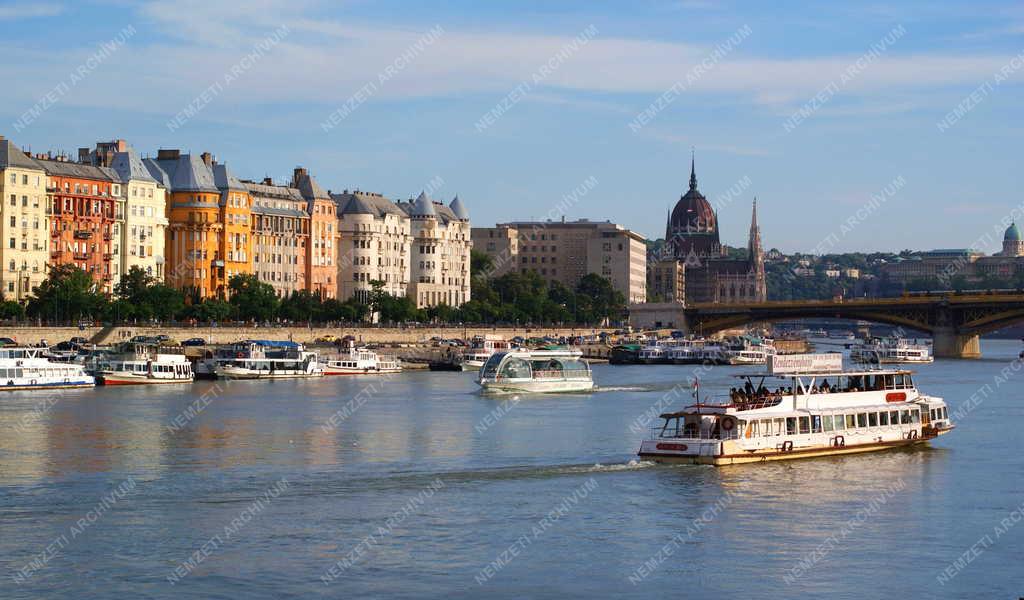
[692,378,699,398]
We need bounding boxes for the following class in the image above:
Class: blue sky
[2,0,1022,253]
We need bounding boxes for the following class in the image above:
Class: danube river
[1,341,1021,599]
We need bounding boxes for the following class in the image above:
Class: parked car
[315,335,339,343]
[69,336,89,345]
[0,336,16,347]
[182,337,207,347]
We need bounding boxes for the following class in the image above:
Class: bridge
[683,291,1024,358]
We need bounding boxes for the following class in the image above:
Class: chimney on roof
[78,147,90,163]
[157,149,180,161]
[263,177,273,185]
[115,139,127,151]
[293,167,307,180]
[0,135,5,141]
[200,152,213,166]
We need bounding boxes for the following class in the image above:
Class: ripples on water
[1,341,1022,599]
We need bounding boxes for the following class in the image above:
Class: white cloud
[0,2,62,20]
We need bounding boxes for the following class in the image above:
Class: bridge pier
[932,327,981,359]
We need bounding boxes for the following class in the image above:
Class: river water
[1,340,1022,599]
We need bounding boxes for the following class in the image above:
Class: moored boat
[637,353,953,466]
[0,346,95,391]
[89,342,194,385]
[851,337,933,364]
[197,340,323,379]
[460,335,513,370]
[320,343,402,375]
[478,349,594,393]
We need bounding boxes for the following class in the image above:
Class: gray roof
[292,170,331,201]
[331,191,406,218]
[142,159,171,188]
[339,194,375,215]
[243,180,309,218]
[110,147,157,184]
[147,154,217,193]
[213,164,246,192]
[396,196,463,225]
[0,139,41,170]
[411,191,437,217]
[449,194,469,220]
[35,158,122,183]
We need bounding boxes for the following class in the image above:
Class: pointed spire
[688,148,698,192]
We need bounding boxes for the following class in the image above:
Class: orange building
[143,150,224,298]
[37,157,123,294]
[292,167,338,299]
[212,161,252,284]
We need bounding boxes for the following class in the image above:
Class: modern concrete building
[472,218,647,303]
[0,136,48,301]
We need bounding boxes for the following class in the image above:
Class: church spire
[688,149,698,192]
[748,197,763,260]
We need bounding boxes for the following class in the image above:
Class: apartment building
[0,137,48,300]
[472,219,647,303]
[243,178,310,298]
[292,167,338,299]
[398,192,472,308]
[332,190,411,302]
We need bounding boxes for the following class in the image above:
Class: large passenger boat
[637,353,953,466]
[196,340,323,379]
[0,346,95,391]
[319,342,402,375]
[851,338,933,364]
[89,342,194,385]
[478,349,593,393]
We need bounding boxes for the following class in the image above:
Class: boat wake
[593,385,659,392]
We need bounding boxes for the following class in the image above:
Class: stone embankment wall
[0,325,615,346]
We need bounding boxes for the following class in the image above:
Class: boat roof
[501,349,583,358]
[235,339,301,348]
[733,368,914,378]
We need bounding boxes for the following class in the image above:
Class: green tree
[280,290,324,322]
[189,298,233,322]
[26,265,108,323]
[574,273,625,324]
[227,274,279,321]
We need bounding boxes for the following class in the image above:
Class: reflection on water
[0,341,1021,599]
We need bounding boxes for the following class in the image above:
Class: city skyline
[2,1,1023,254]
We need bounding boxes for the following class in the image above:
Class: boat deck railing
[650,427,740,441]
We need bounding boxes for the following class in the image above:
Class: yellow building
[144,150,224,298]
[0,136,48,301]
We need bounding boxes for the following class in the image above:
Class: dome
[668,156,717,234]
[1004,222,1021,242]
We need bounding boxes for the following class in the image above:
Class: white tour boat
[725,336,777,366]
[320,343,402,375]
[460,335,513,370]
[89,342,194,385]
[197,340,323,380]
[0,346,95,391]
[638,340,676,364]
[478,349,593,393]
[637,353,953,466]
[851,338,933,364]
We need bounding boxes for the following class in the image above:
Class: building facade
[37,158,122,295]
[398,192,472,308]
[471,218,647,303]
[145,150,224,298]
[212,163,252,285]
[663,159,766,304]
[292,167,338,299]
[0,137,48,301]
[243,178,310,298]
[332,190,411,302]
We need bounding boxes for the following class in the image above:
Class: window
[823,415,835,432]
[786,417,797,435]
[856,413,867,428]
[798,416,810,434]
[879,411,889,426]
[811,415,822,433]
[868,412,878,427]
[845,414,856,429]
[890,410,899,424]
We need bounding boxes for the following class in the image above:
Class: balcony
[211,259,225,267]
[103,232,112,241]
[73,231,93,240]
[103,274,112,282]
[50,251,64,260]
[73,252,89,261]
[103,253,113,261]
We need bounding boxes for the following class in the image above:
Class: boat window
[911,409,920,424]
[811,415,822,433]
[868,412,878,427]
[905,374,914,388]
[900,410,911,424]
[941,407,947,419]
[15,368,23,378]
[823,415,834,432]
[844,414,855,429]
[889,410,899,425]
[773,418,784,436]
[880,411,889,426]
[856,413,867,428]
[786,417,797,435]
[499,358,531,379]
[798,417,810,434]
